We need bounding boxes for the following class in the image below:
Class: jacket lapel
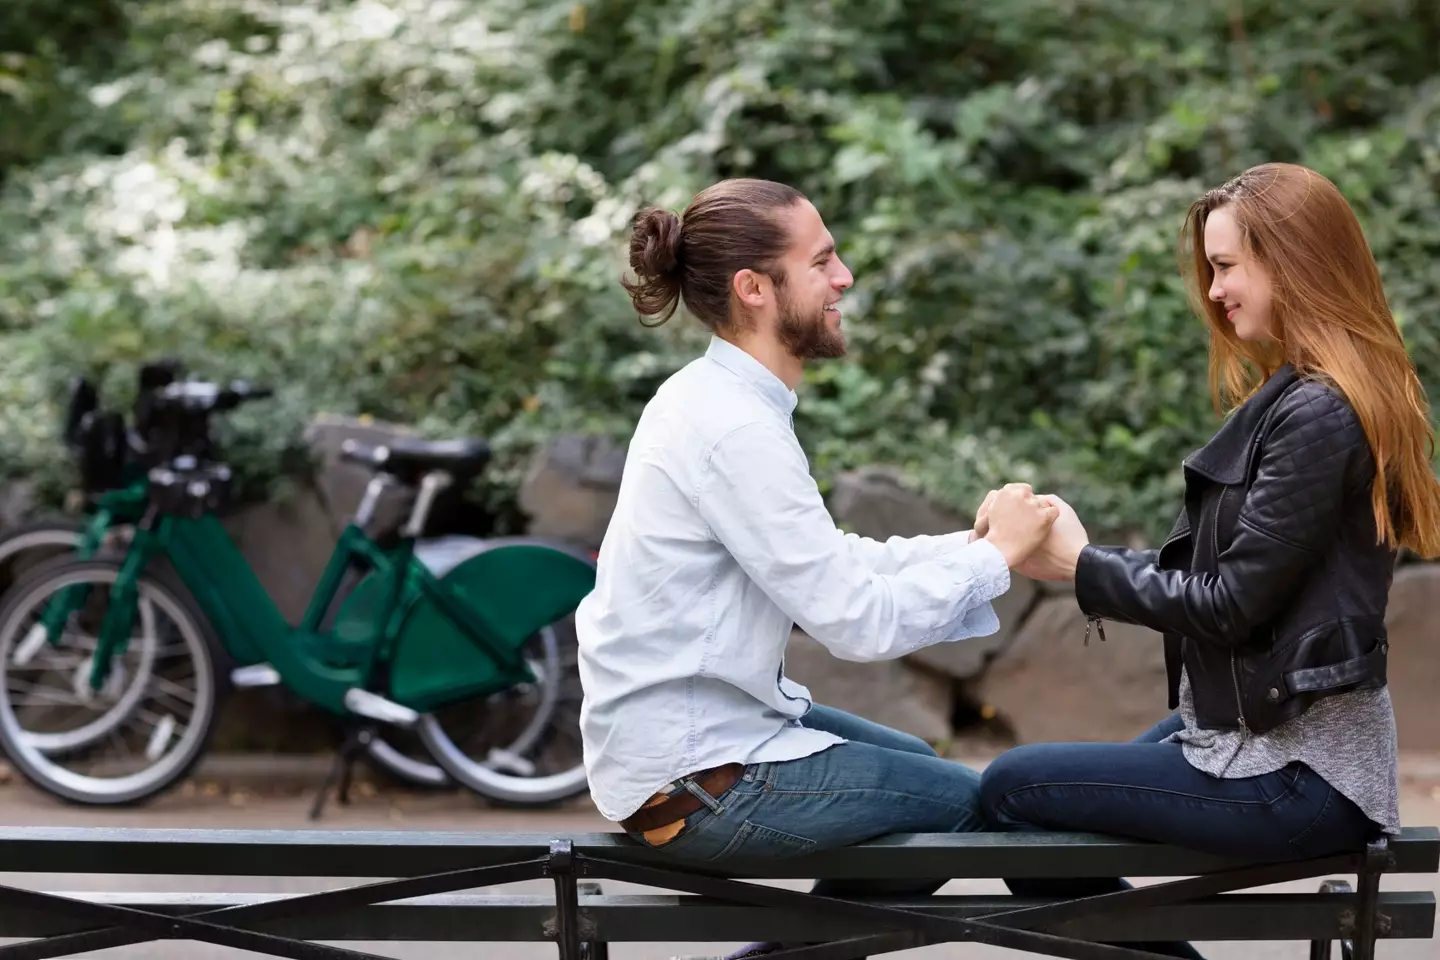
[1182,364,1301,485]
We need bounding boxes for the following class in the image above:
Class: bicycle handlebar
[154,379,274,413]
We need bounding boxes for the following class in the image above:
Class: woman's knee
[978,748,1032,827]
[977,744,1070,829]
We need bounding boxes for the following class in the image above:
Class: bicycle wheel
[411,536,591,807]
[0,518,87,591]
[363,621,571,790]
[416,618,587,806]
[0,557,222,805]
[0,518,155,752]
[337,535,582,793]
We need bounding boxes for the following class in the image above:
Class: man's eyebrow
[812,242,835,260]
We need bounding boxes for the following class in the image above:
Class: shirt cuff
[964,535,1012,600]
[925,536,1013,645]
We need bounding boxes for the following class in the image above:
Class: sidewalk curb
[191,753,345,791]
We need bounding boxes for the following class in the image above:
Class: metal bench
[0,825,1434,959]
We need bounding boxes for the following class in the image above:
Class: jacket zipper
[1212,485,1249,737]
[1086,509,1195,648]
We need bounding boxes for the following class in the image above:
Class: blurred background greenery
[1,0,1437,545]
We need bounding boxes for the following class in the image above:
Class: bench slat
[0,892,1432,943]
[0,827,1434,880]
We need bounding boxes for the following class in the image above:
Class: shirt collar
[704,335,799,419]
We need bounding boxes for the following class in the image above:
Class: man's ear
[732,268,768,310]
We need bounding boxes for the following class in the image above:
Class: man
[575,178,1056,957]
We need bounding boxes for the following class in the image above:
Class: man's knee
[804,705,939,756]
[895,731,940,758]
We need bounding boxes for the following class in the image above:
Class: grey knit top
[1167,667,1400,835]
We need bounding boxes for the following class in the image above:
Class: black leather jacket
[1074,364,1394,735]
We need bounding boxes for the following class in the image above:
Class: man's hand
[981,483,1059,568]
[1016,494,1090,581]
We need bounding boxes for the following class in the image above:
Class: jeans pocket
[625,804,716,855]
[712,820,819,861]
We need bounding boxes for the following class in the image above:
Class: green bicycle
[0,376,597,815]
[4,359,590,794]
[0,362,588,794]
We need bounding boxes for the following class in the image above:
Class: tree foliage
[1,0,1436,541]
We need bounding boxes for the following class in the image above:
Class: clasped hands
[965,482,1089,582]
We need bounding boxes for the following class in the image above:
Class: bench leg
[1309,879,1352,960]
[1312,838,1392,960]
[549,840,583,960]
[1349,839,1390,960]
[579,881,610,960]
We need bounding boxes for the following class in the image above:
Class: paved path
[0,766,1436,960]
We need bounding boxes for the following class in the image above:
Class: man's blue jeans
[620,704,984,896]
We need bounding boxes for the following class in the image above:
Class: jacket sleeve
[1073,384,1367,647]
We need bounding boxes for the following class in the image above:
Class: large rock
[303,414,418,537]
[518,434,626,548]
[783,628,954,743]
[907,574,1040,680]
[0,481,36,530]
[221,483,337,626]
[1384,563,1440,752]
[829,465,1035,679]
[974,594,1170,743]
[829,466,969,540]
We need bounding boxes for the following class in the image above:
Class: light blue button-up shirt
[575,336,1013,822]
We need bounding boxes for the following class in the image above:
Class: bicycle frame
[73,483,151,555]
[30,482,151,653]
[47,512,530,717]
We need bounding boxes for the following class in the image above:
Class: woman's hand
[971,490,1089,580]
[1017,494,1090,581]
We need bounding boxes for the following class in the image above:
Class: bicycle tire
[412,536,592,807]
[0,556,224,806]
[0,517,89,588]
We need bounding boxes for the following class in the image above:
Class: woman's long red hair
[1179,162,1440,558]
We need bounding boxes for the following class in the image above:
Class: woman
[975,162,1440,959]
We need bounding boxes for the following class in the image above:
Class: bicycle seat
[340,435,491,482]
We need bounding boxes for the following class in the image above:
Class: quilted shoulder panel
[1241,380,1367,549]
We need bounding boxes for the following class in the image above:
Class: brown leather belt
[621,763,744,834]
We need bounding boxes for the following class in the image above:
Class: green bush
[0,0,1436,542]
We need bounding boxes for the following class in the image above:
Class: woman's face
[1204,205,1274,342]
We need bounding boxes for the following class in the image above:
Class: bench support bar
[572,835,1397,960]
[0,836,1399,960]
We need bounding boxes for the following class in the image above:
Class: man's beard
[776,287,846,360]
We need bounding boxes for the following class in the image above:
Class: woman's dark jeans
[978,712,1381,960]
